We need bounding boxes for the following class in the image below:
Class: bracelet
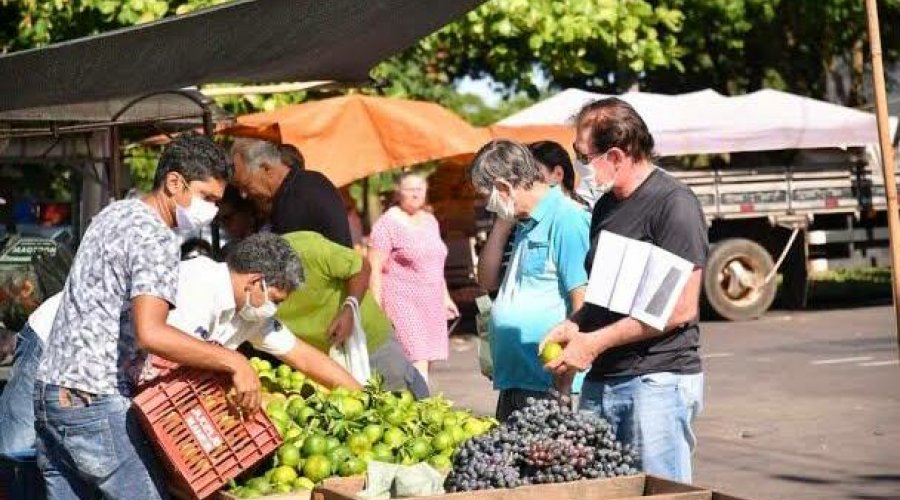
[343,296,360,309]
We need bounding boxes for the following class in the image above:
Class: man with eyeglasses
[543,98,709,483]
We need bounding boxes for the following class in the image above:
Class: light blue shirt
[491,187,590,392]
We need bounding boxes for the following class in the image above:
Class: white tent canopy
[498,88,897,156]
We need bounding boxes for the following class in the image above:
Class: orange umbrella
[227,95,490,187]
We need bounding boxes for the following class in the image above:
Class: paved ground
[431,305,900,500]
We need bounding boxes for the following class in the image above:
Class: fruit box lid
[312,474,719,500]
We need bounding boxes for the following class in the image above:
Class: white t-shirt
[29,256,296,356]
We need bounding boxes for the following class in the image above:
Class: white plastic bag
[329,297,372,384]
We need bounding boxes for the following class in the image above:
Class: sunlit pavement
[432,305,900,500]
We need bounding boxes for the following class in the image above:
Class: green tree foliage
[378,0,684,97]
[641,0,900,104]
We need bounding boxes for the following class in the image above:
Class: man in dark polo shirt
[543,98,708,483]
[231,138,352,247]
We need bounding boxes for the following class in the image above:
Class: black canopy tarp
[0,0,483,112]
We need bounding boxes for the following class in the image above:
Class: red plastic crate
[133,367,282,499]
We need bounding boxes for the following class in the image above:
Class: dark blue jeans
[33,383,170,500]
[0,324,42,455]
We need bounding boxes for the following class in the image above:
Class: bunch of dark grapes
[445,392,640,492]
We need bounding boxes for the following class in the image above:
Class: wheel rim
[717,255,765,307]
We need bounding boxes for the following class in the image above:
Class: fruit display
[226,359,497,498]
[444,393,639,492]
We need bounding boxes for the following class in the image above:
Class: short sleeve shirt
[277,231,391,353]
[490,187,590,391]
[166,257,297,356]
[271,169,353,248]
[36,199,179,395]
[579,168,709,378]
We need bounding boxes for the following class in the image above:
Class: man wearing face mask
[0,234,360,459]
[470,140,590,421]
[32,133,262,499]
[542,98,708,483]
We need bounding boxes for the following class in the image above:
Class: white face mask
[486,187,517,222]
[575,153,617,207]
[175,193,219,231]
[239,279,278,322]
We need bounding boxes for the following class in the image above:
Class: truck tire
[703,238,777,321]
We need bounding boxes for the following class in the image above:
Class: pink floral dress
[370,207,449,362]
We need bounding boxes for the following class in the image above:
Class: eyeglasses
[573,143,606,165]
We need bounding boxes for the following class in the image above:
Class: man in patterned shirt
[33,133,260,499]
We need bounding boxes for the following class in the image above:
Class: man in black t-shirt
[542,98,708,483]
[231,138,352,247]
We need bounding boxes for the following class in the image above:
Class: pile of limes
[226,359,497,498]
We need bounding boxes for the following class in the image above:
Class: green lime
[384,409,406,427]
[276,364,293,379]
[292,477,316,491]
[284,426,303,442]
[431,431,453,452]
[336,396,365,419]
[276,444,302,467]
[382,427,407,449]
[422,408,444,427]
[296,406,317,424]
[270,465,298,485]
[450,427,466,444]
[326,446,351,468]
[290,371,306,383]
[372,443,394,462]
[339,457,367,477]
[441,415,458,430]
[464,418,485,438]
[362,424,384,444]
[407,437,432,460]
[302,434,328,457]
[266,400,286,414]
[540,342,563,364]
[348,433,371,455]
[428,454,452,470]
[302,455,333,483]
[325,436,342,451]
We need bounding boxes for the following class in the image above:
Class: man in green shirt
[276,231,429,398]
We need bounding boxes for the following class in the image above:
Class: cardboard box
[312,474,713,500]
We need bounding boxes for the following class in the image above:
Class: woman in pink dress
[369,173,459,384]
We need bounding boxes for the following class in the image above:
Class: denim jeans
[33,383,170,500]
[0,324,43,455]
[579,372,704,483]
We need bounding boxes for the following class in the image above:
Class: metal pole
[108,126,121,200]
[865,0,900,357]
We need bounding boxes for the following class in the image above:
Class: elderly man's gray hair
[226,233,304,292]
[468,139,543,193]
[231,138,283,171]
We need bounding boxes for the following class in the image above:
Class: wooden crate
[312,474,714,500]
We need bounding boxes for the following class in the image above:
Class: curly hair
[226,232,304,292]
[153,132,233,189]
